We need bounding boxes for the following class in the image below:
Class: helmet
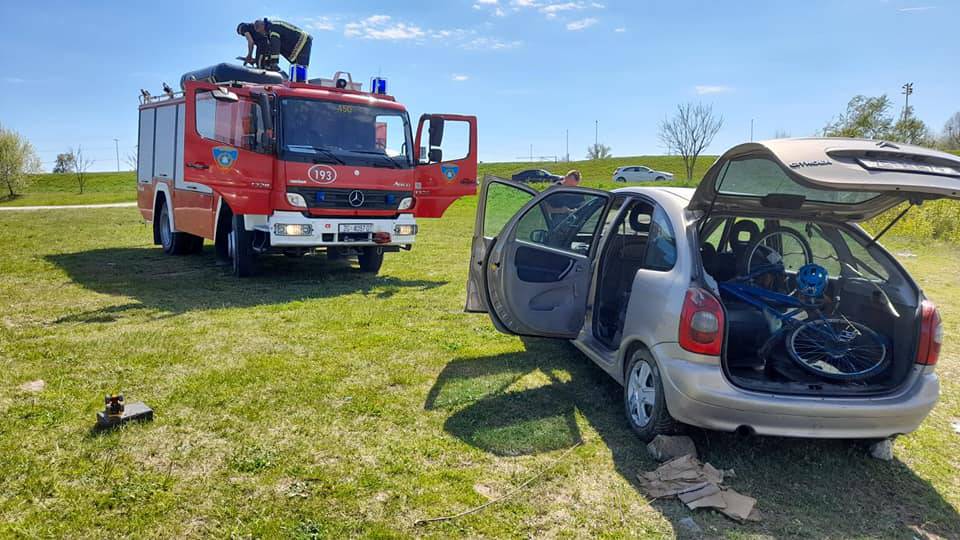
[796,263,829,298]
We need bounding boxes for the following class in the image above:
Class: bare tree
[944,112,960,150]
[772,129,791,139]
[0,125,41,199]
[124,147,138,171]
[658,102,724,181]
[586,143,612,160]
[72,146,94,193]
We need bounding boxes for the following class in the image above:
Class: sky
[0,0,957,172]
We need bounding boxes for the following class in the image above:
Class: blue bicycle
[718,227,889,382]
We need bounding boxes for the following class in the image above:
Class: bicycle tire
[744,226,814,277]
[786,318,889,381]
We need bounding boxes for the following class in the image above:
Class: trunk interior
[700,215,921,397]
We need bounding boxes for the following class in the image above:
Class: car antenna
[867,198,920,247]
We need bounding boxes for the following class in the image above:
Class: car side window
[513,190,608,255]
[483,181,535,238]
[195,90,267,153]
[643,206,677,271]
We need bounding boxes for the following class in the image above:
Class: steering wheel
[744,226,814,289]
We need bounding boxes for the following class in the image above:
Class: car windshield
[280,98,413,168]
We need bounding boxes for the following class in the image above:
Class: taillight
[679,287,725,356]
[916,299,943,366]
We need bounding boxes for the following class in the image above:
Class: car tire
[623,349,680,442]
[655,176,665,181]
[157,201,201,255]
[229,214,256,277]
[358,247,384,274]
[616,177,626,182]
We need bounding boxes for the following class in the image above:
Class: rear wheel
[616,176,626,182]
[229,214,256,277]
[623,349,679,441]
[157,201,201,255]
[655,176,665,181]
[358,247,384,274]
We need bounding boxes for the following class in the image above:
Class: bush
[864,199,960,243]
[0,125,41,199]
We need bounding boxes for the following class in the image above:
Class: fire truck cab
[136,65,478,276]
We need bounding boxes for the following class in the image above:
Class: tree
[943,112,960,150]
[823,95,894,139]
[892,106,932,146]
[586,143,612,160]
[772,129,791,139]
[0,125,41,199]
[658,102,723,181]
[53,151,76,174]
[72,146,94,194]
[124,148,138,171]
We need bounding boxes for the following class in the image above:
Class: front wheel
[655,176,665,181]
[623,349,679,441]
[358,247,384,274]
[616,177,626,182]
[787,318,889,381]
[229,214,256,277]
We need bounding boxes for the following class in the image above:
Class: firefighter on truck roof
[251,18,312,78]
[236,22,269,69]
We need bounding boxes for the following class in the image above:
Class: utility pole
[529,144,533,162]
[113,138,120,172]
[901,82,914,121]
[565,129,569,162]
[594,120,598,147]
[750,119,754,142]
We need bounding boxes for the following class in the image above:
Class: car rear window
[717,158,882,204]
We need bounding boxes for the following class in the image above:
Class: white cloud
[898,5,935,11]
[452,74,470,81]
[344,15,425,40]
[695,85,733,95]
[614,26,626,32]
[566,17,597,30]
[4,77,26,84]
[304,16,335,31]
[475,0,498,4]
[462,36,523,50]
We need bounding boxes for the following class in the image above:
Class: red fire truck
[136,64,477,276]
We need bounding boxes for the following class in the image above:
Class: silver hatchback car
[466,138,956,441]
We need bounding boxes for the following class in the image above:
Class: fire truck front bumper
[264,211,417,248]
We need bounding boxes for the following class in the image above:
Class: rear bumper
[264,211,416,248]
[651,342,939,439]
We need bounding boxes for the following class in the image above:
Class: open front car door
[413,114,478,218]
[466,176,613,338]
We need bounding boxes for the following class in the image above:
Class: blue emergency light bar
[370,77,388,95]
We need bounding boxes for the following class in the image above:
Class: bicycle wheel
[786,318,889,381]
[744,226,813,277]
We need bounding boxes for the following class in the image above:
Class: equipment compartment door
[413,114,478,218]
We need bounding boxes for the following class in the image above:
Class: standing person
[253,18,313,80]
[236,22,269,68]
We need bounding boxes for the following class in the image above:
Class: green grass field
[1,194,959,537]
[0,171,136,206]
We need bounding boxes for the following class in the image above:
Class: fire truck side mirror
[428,117,444,147]
[428,148,443,163]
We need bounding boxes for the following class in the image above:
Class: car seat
[730,220,760,276]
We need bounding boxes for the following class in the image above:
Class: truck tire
[157,201,201,255]
[229,214,256,277]
[623,349,681,442]
[358,247,384,274]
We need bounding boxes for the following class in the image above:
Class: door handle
[187,162,210,170]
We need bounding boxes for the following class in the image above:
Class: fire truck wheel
[230,214,256,277]
[358,247,384,274]
[158,201,200,255]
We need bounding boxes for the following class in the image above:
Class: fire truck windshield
[280,98,414,169]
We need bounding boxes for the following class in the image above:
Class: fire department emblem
[212,146,238,169]
[441,165,459,181]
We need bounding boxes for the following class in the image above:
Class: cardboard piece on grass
[19,380,45,393]
[637,454,761,522]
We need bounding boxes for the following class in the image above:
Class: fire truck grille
[289,188,412,211]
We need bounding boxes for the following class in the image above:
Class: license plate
[339,223,373,233]
[857,158,960,177]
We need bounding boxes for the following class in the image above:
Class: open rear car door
[465,176,613,338]
[413,114,478,218]
[689,138,960,221]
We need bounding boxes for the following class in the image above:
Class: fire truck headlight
[274,223,313,236]
[286,193,308,208]
[398,197,414,210]
[394,224,417,236]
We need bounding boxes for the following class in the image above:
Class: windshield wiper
[348,150,409,169]
[287,145,345,165]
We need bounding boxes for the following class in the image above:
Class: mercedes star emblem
[348,190,365,207]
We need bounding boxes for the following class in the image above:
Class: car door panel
[465,175,537,313]
[481,187,612,338]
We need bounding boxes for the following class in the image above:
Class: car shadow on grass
[46,247,447,316]
[425,339,960,538]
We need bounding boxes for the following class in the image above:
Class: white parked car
[612,166,674,182]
